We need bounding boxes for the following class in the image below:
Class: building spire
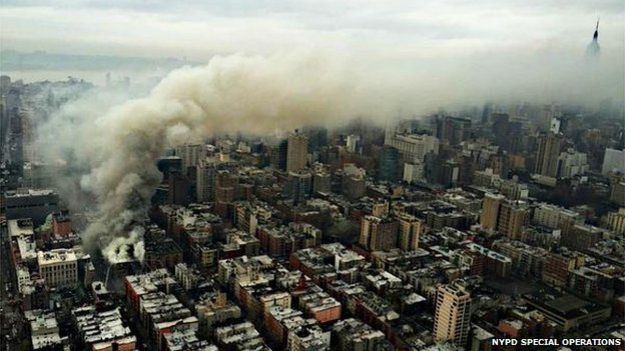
[586,17,601,56]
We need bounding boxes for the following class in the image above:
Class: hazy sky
[1,0,623,61]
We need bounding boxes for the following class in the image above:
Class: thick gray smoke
[65,53,371,263]
[35,50,623,263]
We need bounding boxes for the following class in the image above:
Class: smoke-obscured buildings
[602,148,625,175]
[384,131,439,164]
[535,132,563,179]
[287,130,308,173]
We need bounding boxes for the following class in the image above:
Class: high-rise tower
[587,18,600,56]
[480,193,505,232]
[287,130,308,172]
[434,283,472,345]
[535,132,563,178]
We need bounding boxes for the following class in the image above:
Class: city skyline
[1,1,624,61]
[1,1,624,106]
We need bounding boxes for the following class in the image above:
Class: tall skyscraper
[480,193,505,232]
[481,102,493,124]
[497,200,529,240]
[215,170,237,204]
[435,116,472,145]
[303,126,328,151]
[271,138,288,171]
[378,146,399,182]
[587,18,600,56]
[535,132,563,178]
[604,208,625,235]
[549,116,562,134]
[610,180,625,206]
[602,148,625,175]
[398,214,423,251]
[346,134,361,153]
[342,174,366,200]
[403,162,425,184]
[284,171,312,205]
[175,143,204,174]
[433,283,472,345]
[157,156,182,181]
[491,113,510,149]
[359,215,399,251]
[557,149,588,179]
[439,160,460,188]
[312,171,331,194]
[167,171,190,205]
[384,131,439,163]
[287,130,308,172]
[196,158,216,202]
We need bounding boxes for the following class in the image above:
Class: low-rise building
[602,208,625,235]
[287,324,331,351]
[163,329,218,351]
[73,305,137,351]
[332,318,389,351]
[195,292,242,337]
[26,310,63,350]
[542,249,585,288]
[125,269,178,316]
[37,248,78,288]
[298,290,341,324]
[214,321,269,351]
[522,291,611,332]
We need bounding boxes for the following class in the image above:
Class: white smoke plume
[35,49,623,263]
[101,226,145,263]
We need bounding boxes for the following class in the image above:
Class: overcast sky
[1,0,623,61]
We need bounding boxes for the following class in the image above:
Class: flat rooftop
[8,218,34,237]
[5,188,56,197]
[544,295,589,314]
[37,249,78,265]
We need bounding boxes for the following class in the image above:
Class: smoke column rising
[36,48,622,262]
[78,53,373,262]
